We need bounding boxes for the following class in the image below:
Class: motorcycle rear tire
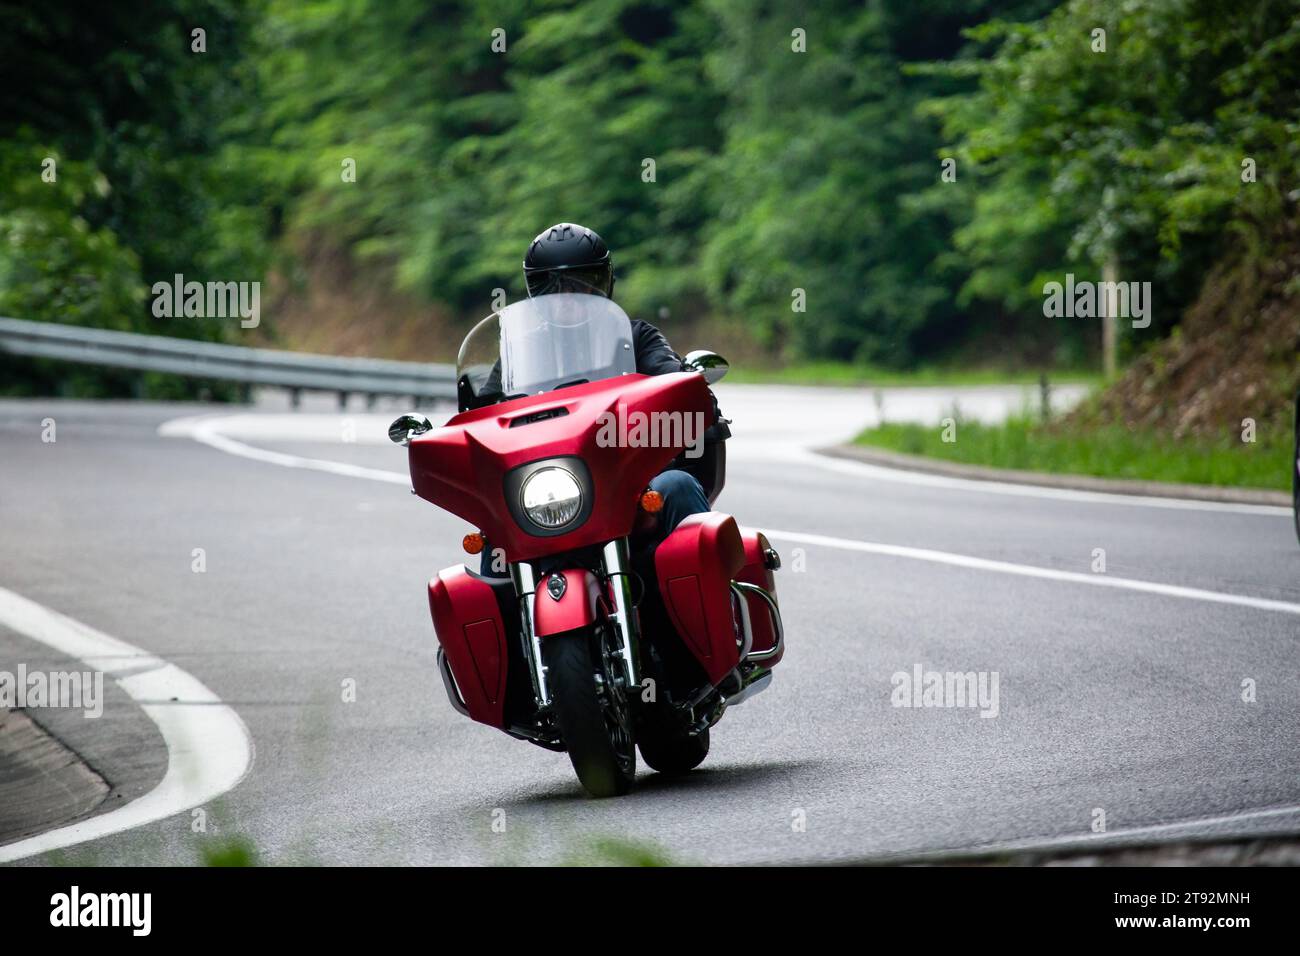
[544,630,636,798]
[638,711,710,775]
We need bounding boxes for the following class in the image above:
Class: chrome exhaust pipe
[723,669,773,708]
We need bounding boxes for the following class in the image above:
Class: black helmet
[523,222,614,298]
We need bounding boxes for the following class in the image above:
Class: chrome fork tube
[510,562,549,706]
[601,538,640,691]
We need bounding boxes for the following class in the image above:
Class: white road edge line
[763,529,1300,617]
[159,415,1300,619]
[0,586,254,863]
[161,414,408,485]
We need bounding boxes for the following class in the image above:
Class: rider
[520,222,715,545]
[487,223,725,694]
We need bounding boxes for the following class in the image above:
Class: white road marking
[159,414,1299,618]
[762,529,1300,617]
[160,414,407,485]
[0,586,253,862]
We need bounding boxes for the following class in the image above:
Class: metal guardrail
[0,317,457,406]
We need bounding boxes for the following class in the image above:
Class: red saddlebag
[654,512,746,686]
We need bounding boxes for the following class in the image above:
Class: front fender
[533,569,605,637]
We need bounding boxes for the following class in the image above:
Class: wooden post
[1102,255,1119,379]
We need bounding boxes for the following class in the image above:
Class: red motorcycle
[390,293,784,796]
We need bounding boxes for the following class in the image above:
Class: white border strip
[0,586,253,862]
[160,414,408,485]
[762,529,1300,617]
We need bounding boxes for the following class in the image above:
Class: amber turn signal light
[640,490,664,514]
[462,532,485,554]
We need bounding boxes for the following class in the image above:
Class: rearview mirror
[682,349,729,385]
[388,412,433,445]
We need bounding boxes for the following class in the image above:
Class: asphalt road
[1,384,1296,865]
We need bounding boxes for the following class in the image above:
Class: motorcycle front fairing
[407,371,715,563]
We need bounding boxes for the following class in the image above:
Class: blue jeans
[644,469,711,547]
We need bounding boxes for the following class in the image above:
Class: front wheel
[543,628,636,798]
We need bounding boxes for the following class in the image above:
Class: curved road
[1,384,1296,865]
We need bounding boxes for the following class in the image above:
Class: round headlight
[521,467,583,529]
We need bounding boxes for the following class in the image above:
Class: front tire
[543,628,636,798]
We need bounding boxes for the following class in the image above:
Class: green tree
[922,0,1300,357]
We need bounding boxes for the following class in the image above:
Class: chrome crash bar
[729,580,784,664]
[436,647,471,718]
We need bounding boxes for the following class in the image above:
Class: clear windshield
[456,293,636,408]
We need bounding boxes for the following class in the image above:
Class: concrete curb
[842,834,1300,867]
[0,709,109,846]
[823,443,1292,507]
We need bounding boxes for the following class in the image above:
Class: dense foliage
[0,1,269,394]
[1,0,1295,395]
[921,0,1300,355]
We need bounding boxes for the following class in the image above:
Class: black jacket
[632,319,726,433]
[631,319,688,376]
